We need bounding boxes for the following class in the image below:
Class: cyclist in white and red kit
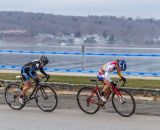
[97,59,127,102]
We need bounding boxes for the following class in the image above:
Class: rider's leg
[102,79,111,95]
[102,72,112,93]
[22,80,32,96]
[99,79,111,102]
[19,71,32,104]
[19,80,32,104]
[100,73,112,102]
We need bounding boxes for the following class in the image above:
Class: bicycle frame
[27,83,47,101]
[27,85,38,101]
[87,79,124,106]
[77,79,135,116]
[18,78,43,102]
[87,86,99,105]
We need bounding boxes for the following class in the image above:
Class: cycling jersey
[100,61,117,74]
[97,61,122,82]
[21,60,48,81]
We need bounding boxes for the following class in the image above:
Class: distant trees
[0,11,160,45]
[102,30,107,38]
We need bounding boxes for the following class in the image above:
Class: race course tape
[0,65,160,77]
[0,49,160,57]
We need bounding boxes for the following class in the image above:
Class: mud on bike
[77,79,136,117]
[5,76,58,112]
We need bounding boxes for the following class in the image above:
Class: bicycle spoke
[40,88,48,99]
[112,88,136,117]
[77,87,100,114]
[36,85,58,112]
[5,84,25,110]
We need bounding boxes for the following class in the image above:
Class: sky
[0,0,160,19]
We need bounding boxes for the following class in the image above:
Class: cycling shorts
[21,67,36,81]
[97,72,112,82]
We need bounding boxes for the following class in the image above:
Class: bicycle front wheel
[77,87,100,114]
[5,83,25,110]
[112,88,136,117]
[35,85,58,112]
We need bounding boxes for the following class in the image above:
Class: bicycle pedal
[100,103,105,109]
[99,102,104,106]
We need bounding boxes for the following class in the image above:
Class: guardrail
[0,65,160,77]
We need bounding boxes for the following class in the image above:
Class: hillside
[0,11,160,46]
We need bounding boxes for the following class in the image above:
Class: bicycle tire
[5,83,25,110]
[112,88,136,117]
[77,87,100,114]
[35,85,58,112]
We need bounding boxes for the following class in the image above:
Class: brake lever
[121,80,126,87]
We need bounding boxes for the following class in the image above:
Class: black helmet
[39,56,49,65]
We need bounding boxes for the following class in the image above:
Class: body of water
[0,44,160,75]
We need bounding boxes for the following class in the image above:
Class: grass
[0,73,160,89]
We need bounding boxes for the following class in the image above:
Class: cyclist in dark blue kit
[19,55,50,104]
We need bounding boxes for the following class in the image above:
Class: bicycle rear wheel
[5,83,25,110]
[112,88,136,117]
[35,85,58,112]
[77,87,100,114]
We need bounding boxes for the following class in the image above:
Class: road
[0,105,160,130]
[1,93,160,116]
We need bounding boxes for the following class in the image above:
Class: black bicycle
[5,76,58,112]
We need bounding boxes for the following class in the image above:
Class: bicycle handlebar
[114,79,126,87]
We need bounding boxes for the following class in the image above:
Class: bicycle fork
[113,88,126,104]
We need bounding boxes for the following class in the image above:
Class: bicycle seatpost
[90,79,99,86]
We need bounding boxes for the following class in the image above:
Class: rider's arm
[116,64,123,79]
[117,70,123,78]
[117,68,126,81]
[39,67,48,77]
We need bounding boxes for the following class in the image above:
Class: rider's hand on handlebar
[46,74,50,79]
[45,74,50,81]
[121,76,127,82]
[41,75,50,82]
[111,81,117,87]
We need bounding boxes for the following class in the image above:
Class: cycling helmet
[118,59,127,71]
[39,56,49,65]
